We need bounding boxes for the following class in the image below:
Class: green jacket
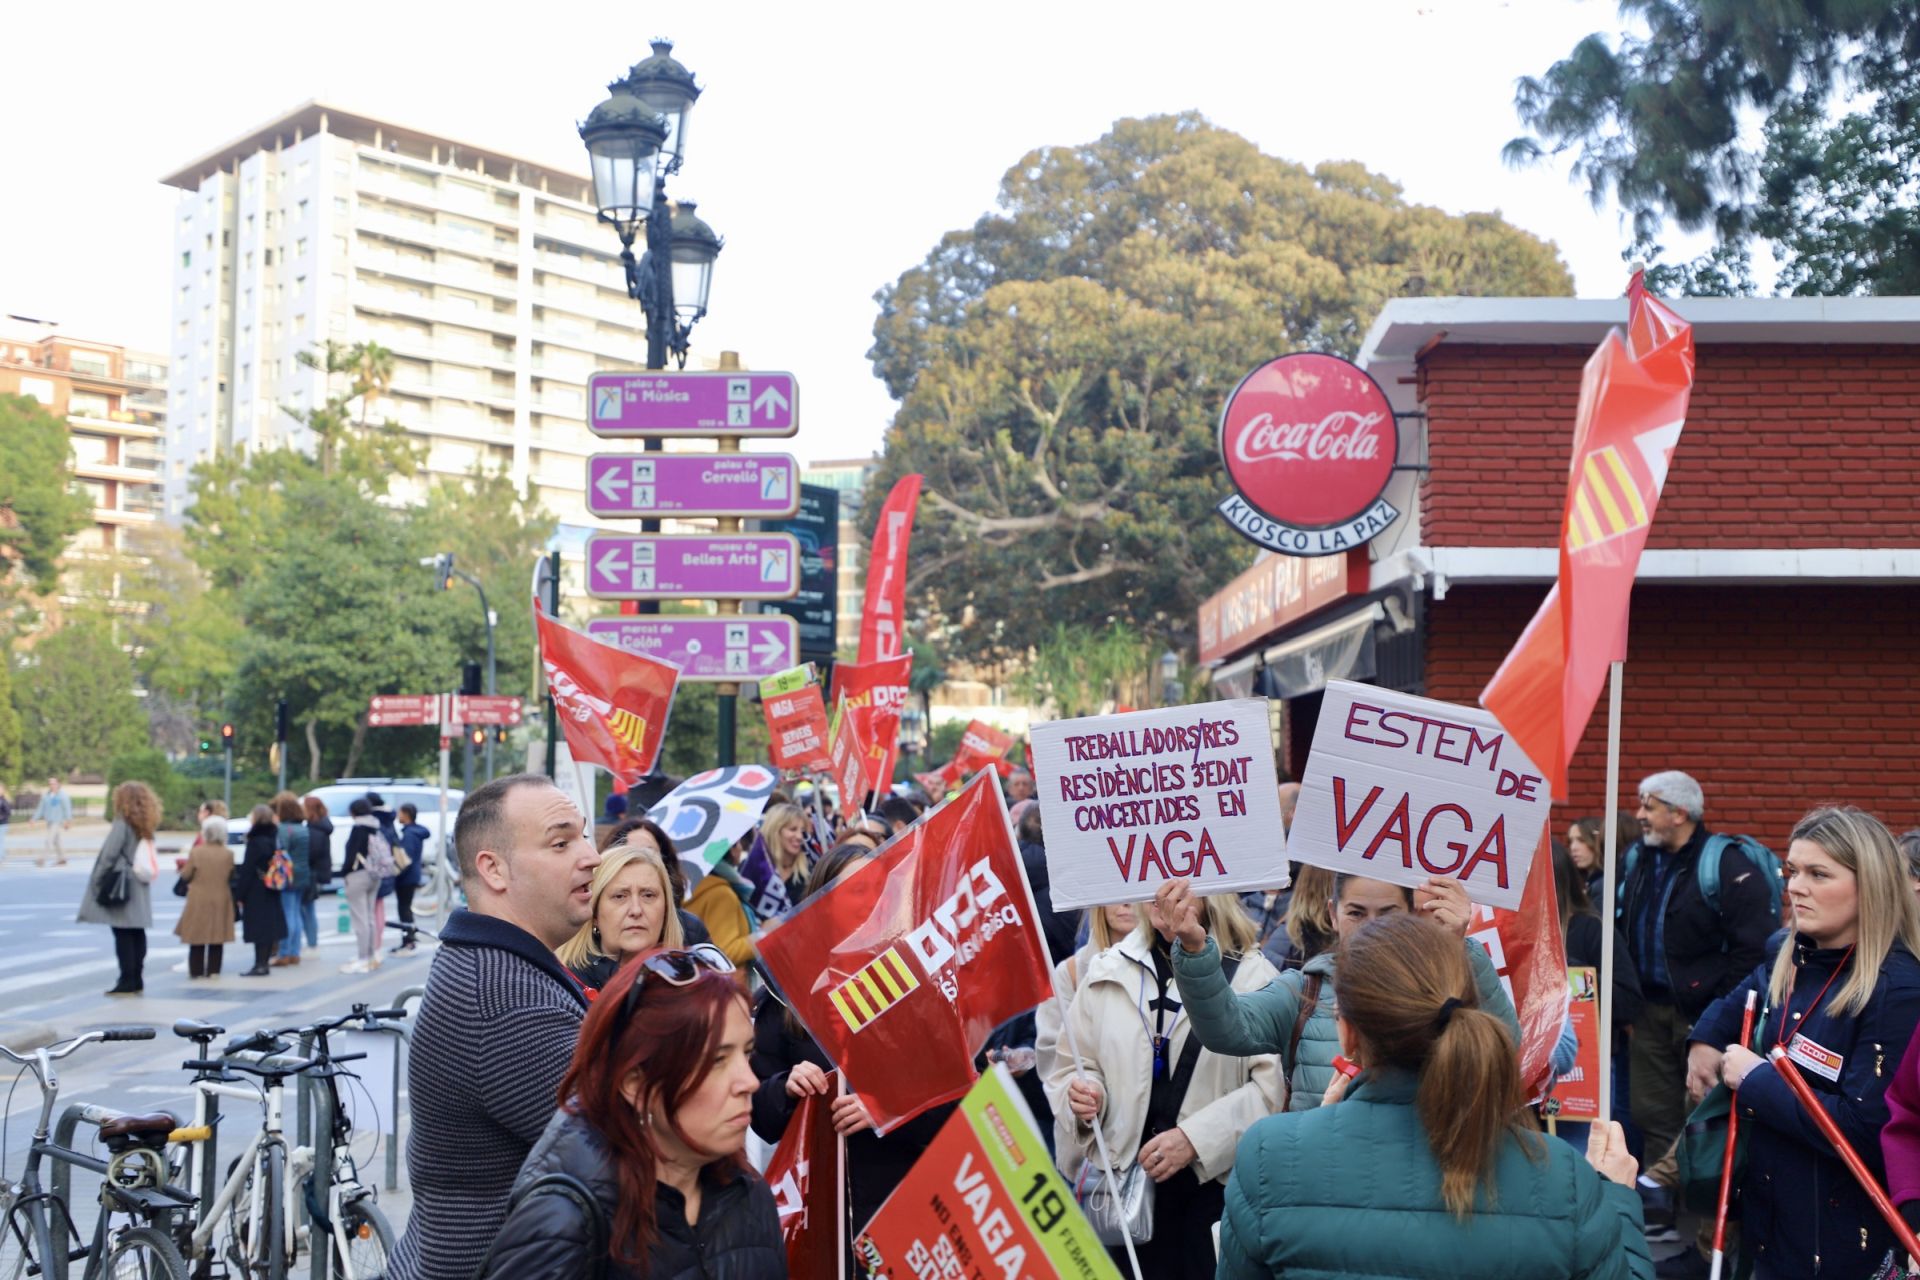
[1216,1070,1653,1279]
[1172,936,1518,1111]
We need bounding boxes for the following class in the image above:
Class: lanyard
[1775,943,1854,1049]
[1133,959,1184,1080]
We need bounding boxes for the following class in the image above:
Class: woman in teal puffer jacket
[1216,913,1652,1279]
[1161,873,1519,1110]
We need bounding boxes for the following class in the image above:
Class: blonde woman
[1050,893,1282,1277]
[557,841,684,990]
[740,802,814,920]
[1036,903,1138,1099]
[77,780,163,996]
[176,814,235,977]
[1690,806,1920,1280]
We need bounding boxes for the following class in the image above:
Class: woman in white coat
[1037,902,1138,1114]
[1049,892,1281,1280]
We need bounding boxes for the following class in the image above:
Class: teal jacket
[1172,936,1518,1111]
[1216,1069,1653,1279]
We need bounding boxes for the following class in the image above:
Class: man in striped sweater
[388,773,602,1280]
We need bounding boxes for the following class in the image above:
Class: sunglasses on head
[619,943,735,1022]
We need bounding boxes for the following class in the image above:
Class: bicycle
[1,1026,196,1280]
[170,1008,401,1280]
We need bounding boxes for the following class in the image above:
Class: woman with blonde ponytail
[1216,913,1653,1279]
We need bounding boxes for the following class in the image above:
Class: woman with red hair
[478,945,785,1279]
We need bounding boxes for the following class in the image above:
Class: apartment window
[181,250,191,268]
[298,199,308,218]
[69,434,110,466]
[17,376,54,405]
[334,197,349,217]
[205,233,212,251]
[296,161,310,181]
[266,211,276,231]
[333,235,348,257]
[179,285,190,302]
[264,249,274,266]
[222,229,231,247]
[296,238,308,257]
[70,391,111,418]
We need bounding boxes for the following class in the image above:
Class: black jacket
[1616,826,1776,1020]
[1019,840,1079,966]
[1566,910,1644,1037]
[307,815,334,888]
[479,1109,785,1280]
[238,823,288,946]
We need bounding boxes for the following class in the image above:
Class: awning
[1211,602,1384,700]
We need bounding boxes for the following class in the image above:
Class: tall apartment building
[160,101,662,539]
[0,314,166,615]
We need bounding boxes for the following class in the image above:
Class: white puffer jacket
[1047,931,1281,1184]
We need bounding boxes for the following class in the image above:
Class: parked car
[309,778,466,868]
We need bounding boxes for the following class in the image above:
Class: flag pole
[1598,660,1624,1123]
[1053,963,1146,1280]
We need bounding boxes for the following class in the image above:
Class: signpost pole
[438,723,451,893]
[223,745,232,814]
[1597,659,1624,1124]
[714,389,741,768]
[543,550,561,780]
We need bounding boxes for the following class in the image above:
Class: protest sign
[644,765,778,870]
[855,1063,1122,1280]
[763,669,832,775]
[1028,699,1286,911]
[1290,680,1550,910]
[756,772,1053,1134]
[829,692,876,812]
[1464,836,1571,1101]
[1548,967,1603,1122]
[767,1070,845,1278]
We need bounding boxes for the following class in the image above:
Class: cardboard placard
[1549,966,1603,1121]
[1292,682,1548,910]
[1028,699,1286,911]
[764,680,832,775]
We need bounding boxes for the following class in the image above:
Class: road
[0,857,430,1267]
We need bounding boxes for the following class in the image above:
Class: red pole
[1709,991,1758,1280]
[1767,1047,1920,1261]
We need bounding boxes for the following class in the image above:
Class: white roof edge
[1370,546,1920,593]
[1358,294,1920,371]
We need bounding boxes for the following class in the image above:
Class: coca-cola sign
[1216,353,1402,556]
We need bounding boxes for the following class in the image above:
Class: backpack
[264,849,293,891]
[1620,832,1784,921]
[366,830,397,879]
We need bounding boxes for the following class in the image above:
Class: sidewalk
[1,821,194,861]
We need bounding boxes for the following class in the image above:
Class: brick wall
[1419,343,1920,548]
[1425,583,1920,844]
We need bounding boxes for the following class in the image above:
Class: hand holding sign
[1414,876,1474,936]
[1152,878,1208,954]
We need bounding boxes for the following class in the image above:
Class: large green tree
[0,393,90,636]
[1508,1,1920,294]
[11,619,147,778]
[867,114,1573,660]
[0,656,22,783]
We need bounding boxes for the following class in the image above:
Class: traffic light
[198,736,212,755]
[462,661,483,697]
[274,698,289,743]
[435,554,455,592]
[220,724,235,750]
[494,726,508,745]
[470,726,486,748]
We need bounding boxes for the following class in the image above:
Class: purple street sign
[588,371,799,438]
[587,616,798,683]
[585,533,802,601]
[586,453,799,519]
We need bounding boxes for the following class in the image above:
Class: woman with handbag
[237,804,287,977]
[271,792,312,965]
[1037,903,1138,1123]
[1216,913,1651,1278]
[1686,806,1920,1279]
[1050,892,1281,1279]
[175,813,235,977]
[76,781,164,996]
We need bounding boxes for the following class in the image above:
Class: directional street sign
[585,533,801,601]
[587,616,798,683]
[367,694,443,727]
[586,453,799,519]
[588,371,799,438]
[454,695,524,726]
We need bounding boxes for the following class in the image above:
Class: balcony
[67,413,163,440]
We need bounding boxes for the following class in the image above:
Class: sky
[0,0,1677,466]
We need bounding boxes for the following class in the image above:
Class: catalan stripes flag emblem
[826,947,921,1034]
[1566,445,1649,552]
[608,708,649,752]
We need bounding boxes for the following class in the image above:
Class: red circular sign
[1218,352,1399,534]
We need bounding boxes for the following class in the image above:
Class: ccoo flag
[755,771,1053,1134]
[1480,274,1695,800]
[830,653,913,799]
[856,475,922,664]
[765,1070,844,1278]
[536,607,680,786]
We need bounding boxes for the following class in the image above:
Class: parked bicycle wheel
[327,1198,392,1280]
[103,1225,190,1280]
[222,1144,286,1280]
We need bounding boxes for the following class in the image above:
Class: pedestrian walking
[338,799,385,974]
[237,804,287,977]
[1689,807,1920,1279]
[1050,891,1282,1279]
[391,803,428,953]
[76,780,162,995]
[557,840,684,989]
[271,792,311,965]
[387,774,600,1280]
[1215,912,1654,1279]
[32,776,73,866]
[175,813,235,977]
[0,782,13,862]
[367,791,399,953]
[1161,872,1519,1114]
[477,945,781,1280]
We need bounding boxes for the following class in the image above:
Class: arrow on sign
[753,385,789,421]
[595,543,628,583]
[755,632,788,665]
[594,465,630,504]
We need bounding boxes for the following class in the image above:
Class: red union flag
[831,653,913,796]
[756,772,1053,1134]
[536,608,680,785]
[857,475,921,663]
[937,719,1015,789]
[828,694,875,813]
[1467,832,1569,1101]
[1480,274,1694,800]
[766,1071,844,1277]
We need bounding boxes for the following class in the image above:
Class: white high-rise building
[160,101,665,537]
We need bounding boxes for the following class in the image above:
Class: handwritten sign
[1028,699,1286,911]
[1290,681,1548,910]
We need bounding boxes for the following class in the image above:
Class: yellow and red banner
[1465,832,1570,1102]
[536,608,679,785]
[1480,274,1695,800]
[832,652,914,796]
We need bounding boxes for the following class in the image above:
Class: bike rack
[379,985,426,1193]
[47,1102,122,1280]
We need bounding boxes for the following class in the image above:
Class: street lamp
[1159,649,1182,708]
[423,553,498,780]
